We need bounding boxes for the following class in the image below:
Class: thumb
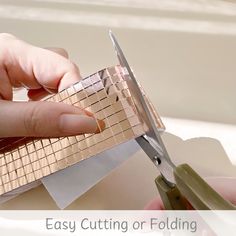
[0,100,105,138]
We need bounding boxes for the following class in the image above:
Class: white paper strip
[42,140,140,209]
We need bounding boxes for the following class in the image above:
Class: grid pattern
[0,65,163,196]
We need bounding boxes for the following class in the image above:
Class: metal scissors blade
[109,31,236,210]
[109,31,176,185]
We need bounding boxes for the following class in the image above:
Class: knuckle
[23,104,42,136]
[0,33,15,42]
[0,33,16,64]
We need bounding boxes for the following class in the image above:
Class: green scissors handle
[156,163,236,210]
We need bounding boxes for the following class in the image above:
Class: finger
[0,33,81,94]
[27,88,50,101]
[57,67,81,91]
[0,66,13,100]
[0,100,105,138]
[40,47,80,91]
[29,46,81,91]
[206,177,236,205]
[144,198,164,210]
[27,47,71,100]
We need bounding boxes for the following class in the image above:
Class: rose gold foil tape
[0,65,164,197]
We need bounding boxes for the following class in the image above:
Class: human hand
[144,177,236,210]
[0,33,105,139]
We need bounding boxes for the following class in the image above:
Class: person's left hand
[0,33,105,141]
[0,33,105,153]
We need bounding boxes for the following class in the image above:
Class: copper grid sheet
[0,65,163,196]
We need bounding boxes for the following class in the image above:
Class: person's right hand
[144,177,236,210]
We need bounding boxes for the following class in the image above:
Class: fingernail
[83,109,94,117]
[59,114,105,134]
[95,119,106,133]
[44,87,58,94]
[80,109,106,133]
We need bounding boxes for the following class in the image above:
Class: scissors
[109,31,236,210]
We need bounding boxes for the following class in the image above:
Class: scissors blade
[109,31,175,184]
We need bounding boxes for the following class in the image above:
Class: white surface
[42,140,140,209]
[163,117,236,165]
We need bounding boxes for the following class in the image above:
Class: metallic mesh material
[0,65,164,196]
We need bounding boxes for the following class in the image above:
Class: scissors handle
[155,175,189,210]
[155,164,236,210]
